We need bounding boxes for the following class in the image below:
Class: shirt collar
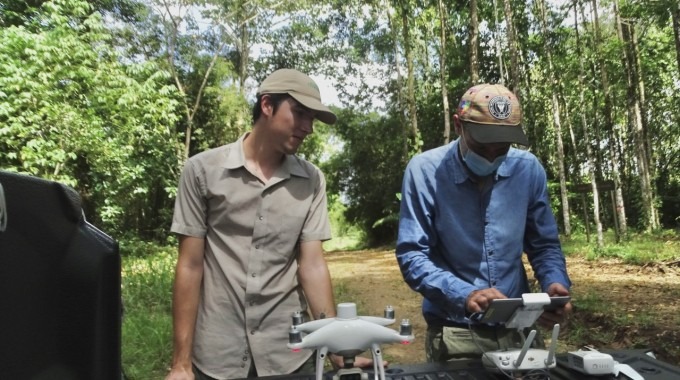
[221,133,309,179]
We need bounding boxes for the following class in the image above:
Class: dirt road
[325,249,680,366]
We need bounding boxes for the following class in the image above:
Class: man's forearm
[298,241,335,319]
[170,264,203,365]
[169,236,206,371]
[299,263,335,319]
[170,263,203,369]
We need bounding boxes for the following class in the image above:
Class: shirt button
[255,245,260,249]
[259,216,263,220]
[251,273,256,277]
[250,330,256,335]
[492,281,497,286]
[489,251,494,256]
[241,363,246,368]
[242,356,248,361]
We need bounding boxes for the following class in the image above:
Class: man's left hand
[537,283,572,329]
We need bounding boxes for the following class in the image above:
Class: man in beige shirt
[165,69,369,380]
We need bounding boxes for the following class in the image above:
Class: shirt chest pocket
[273,212,306,242]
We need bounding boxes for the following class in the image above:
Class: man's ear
[452,114,463,136]
[260,94,274,118]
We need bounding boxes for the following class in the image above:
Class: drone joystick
[287,303,415,380]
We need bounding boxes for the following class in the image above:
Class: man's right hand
[165,366,194,380]
[465,288,507,313]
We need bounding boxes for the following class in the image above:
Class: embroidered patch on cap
[488,95,512,120]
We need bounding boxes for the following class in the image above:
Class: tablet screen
[474,295,571,324]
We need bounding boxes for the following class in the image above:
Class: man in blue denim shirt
[396,84,572,361]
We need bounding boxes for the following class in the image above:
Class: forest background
[1,0,680,378]
[1,0,678,244]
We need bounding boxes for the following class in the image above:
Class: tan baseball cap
[457,83,529,146]
[257,69,337,125]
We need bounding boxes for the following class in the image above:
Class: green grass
[121,245,176,379]
[561,229,680,264]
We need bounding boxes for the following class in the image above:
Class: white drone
[287,302,415,380]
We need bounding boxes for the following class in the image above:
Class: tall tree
[673,3,680,75]
[385,1,409,157]
[492,0,507,83]
[574,0,604,247]
[438,0,452,144]
[591,0,627,239]
[615,1,659,231]
[398,0,420,153]
[469,0,480,85]
[152,0,230,160]
[502,0,521,94]
[537,0,571,236]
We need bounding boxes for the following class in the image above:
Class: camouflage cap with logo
[457,83,529,146]
[257,68,337,125]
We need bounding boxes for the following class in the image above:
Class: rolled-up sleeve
[396,156,476,317]
[171,159,208,238]
[523,161,571,291]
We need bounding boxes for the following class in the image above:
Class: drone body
[287,303,414,380]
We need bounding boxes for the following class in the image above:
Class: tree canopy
[1,0,678,245]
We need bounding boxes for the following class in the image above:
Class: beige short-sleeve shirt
[171,134,331,379]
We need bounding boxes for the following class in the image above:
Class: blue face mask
[461,134,507,177]
[463,149,506,177]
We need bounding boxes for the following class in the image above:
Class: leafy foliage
[0,0,181,239]
[323,108,407,245]
[1,0,679,247]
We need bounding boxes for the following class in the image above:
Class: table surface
[253,349,680,380]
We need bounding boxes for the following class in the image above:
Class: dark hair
[252,93,291,124]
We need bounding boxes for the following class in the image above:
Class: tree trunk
[672,3,680,76]
[518,41,540,159]
[438,0,452,145]
[401,6,420,152]
[469,0,480,85]
[574,0,603,247]
[630,15,660,229]
[615,2,658,231]
[591,0,627,239]
[537,0,571,236]
[158,0,225,161]
[493,0,506,83]
[237,5,249,96]
[386,2,408,158]
[502,0,521,95]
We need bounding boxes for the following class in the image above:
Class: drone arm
[295,318,336,333]
[358,316,396,326]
